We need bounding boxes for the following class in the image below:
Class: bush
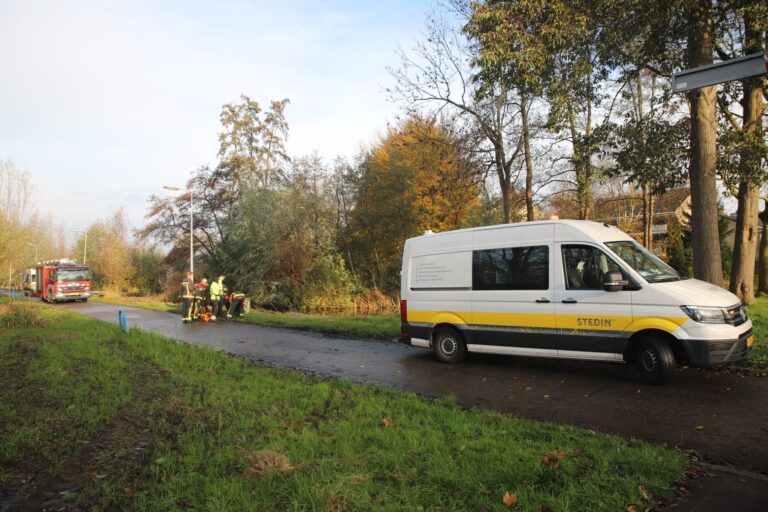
[259,279,295,312]
[0,303,45,329]
[300,254,355,314]
[350,289,399,315]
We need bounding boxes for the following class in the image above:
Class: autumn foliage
[346,117,482,290]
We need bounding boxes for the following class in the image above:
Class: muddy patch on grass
[0,347,197,511]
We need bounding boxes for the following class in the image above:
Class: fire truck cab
[36,259,92,303]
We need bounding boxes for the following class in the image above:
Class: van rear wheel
[434,327,466,364]
[636,337,675,385]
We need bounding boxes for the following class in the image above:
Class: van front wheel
[434,328,466,364]
[636,337,675,385]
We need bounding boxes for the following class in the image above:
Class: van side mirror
[602,270,628,292]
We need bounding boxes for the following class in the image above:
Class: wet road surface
[57,300,768,476]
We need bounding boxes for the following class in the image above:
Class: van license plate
[746,335,754,347]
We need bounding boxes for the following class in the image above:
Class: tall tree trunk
[642,185,654,250]
[687,0,722,285]
[758,205,768,295]
[568,107,590,220]
[583,90,593,221]
[728,14,765,305]
[730,183,759,303]
[521,94,535,221]
[500,168,511,223]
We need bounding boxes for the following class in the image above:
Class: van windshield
[605,241,681,283]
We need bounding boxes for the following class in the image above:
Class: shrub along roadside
[0,305,686,511]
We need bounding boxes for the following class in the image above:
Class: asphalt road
[51,300,768,476]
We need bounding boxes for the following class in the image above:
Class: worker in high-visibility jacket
[210,275,227,321]
[181,271,194,323]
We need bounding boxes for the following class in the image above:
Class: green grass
[740,297,768,373]
[91,295,181,314]
[0,303,686,511]
[238,310,400,340]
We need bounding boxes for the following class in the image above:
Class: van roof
[410,219,632,243]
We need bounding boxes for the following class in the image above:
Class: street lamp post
[163,185,194,275]
[70,229,88,265]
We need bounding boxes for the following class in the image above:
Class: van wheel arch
[624,329,688,367]
[431,324,467,363]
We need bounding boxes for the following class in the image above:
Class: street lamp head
[163,185,181,191]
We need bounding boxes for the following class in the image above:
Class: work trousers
[230,298,242,316]
[182,297,192,319]
[211,297,222,317]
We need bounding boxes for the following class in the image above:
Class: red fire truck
[36,259,92,303]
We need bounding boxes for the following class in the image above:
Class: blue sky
[0,0,437,234]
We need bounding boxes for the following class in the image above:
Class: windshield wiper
[652,276,681,283]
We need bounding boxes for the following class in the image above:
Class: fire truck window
[58,269,90,281]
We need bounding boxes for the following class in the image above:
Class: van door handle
[535,298,550,303]
[561,298,578,304]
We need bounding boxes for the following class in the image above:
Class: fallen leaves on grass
[328,493,349,512]
[502,491,518,508]
[347,474,367,484]
[243,449,305,477]
[541,450,567,470]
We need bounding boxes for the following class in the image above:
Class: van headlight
[680,306,727,324]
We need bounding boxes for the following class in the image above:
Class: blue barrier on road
[118,309,130,333]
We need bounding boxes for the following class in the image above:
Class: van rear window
[473,246,549,290]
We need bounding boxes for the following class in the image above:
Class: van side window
[473,246,549,290]
[562,245,621,290]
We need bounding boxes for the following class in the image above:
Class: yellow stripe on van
[408,310,689,334]
[626,316,689,333]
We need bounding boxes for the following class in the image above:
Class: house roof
[654,187,690,214]
[592,187,691,221]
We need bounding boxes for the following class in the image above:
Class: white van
[23,268,36,296]
[399,220,753,384]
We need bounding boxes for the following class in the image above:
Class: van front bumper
[683,329,753,367]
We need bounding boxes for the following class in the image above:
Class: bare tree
[387,11,529,223]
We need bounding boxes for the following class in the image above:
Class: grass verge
[237,310,399,340]
[91,295,399,339]
[0,303,685,511]
[737,298,768,374]
[91,295,181,314]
